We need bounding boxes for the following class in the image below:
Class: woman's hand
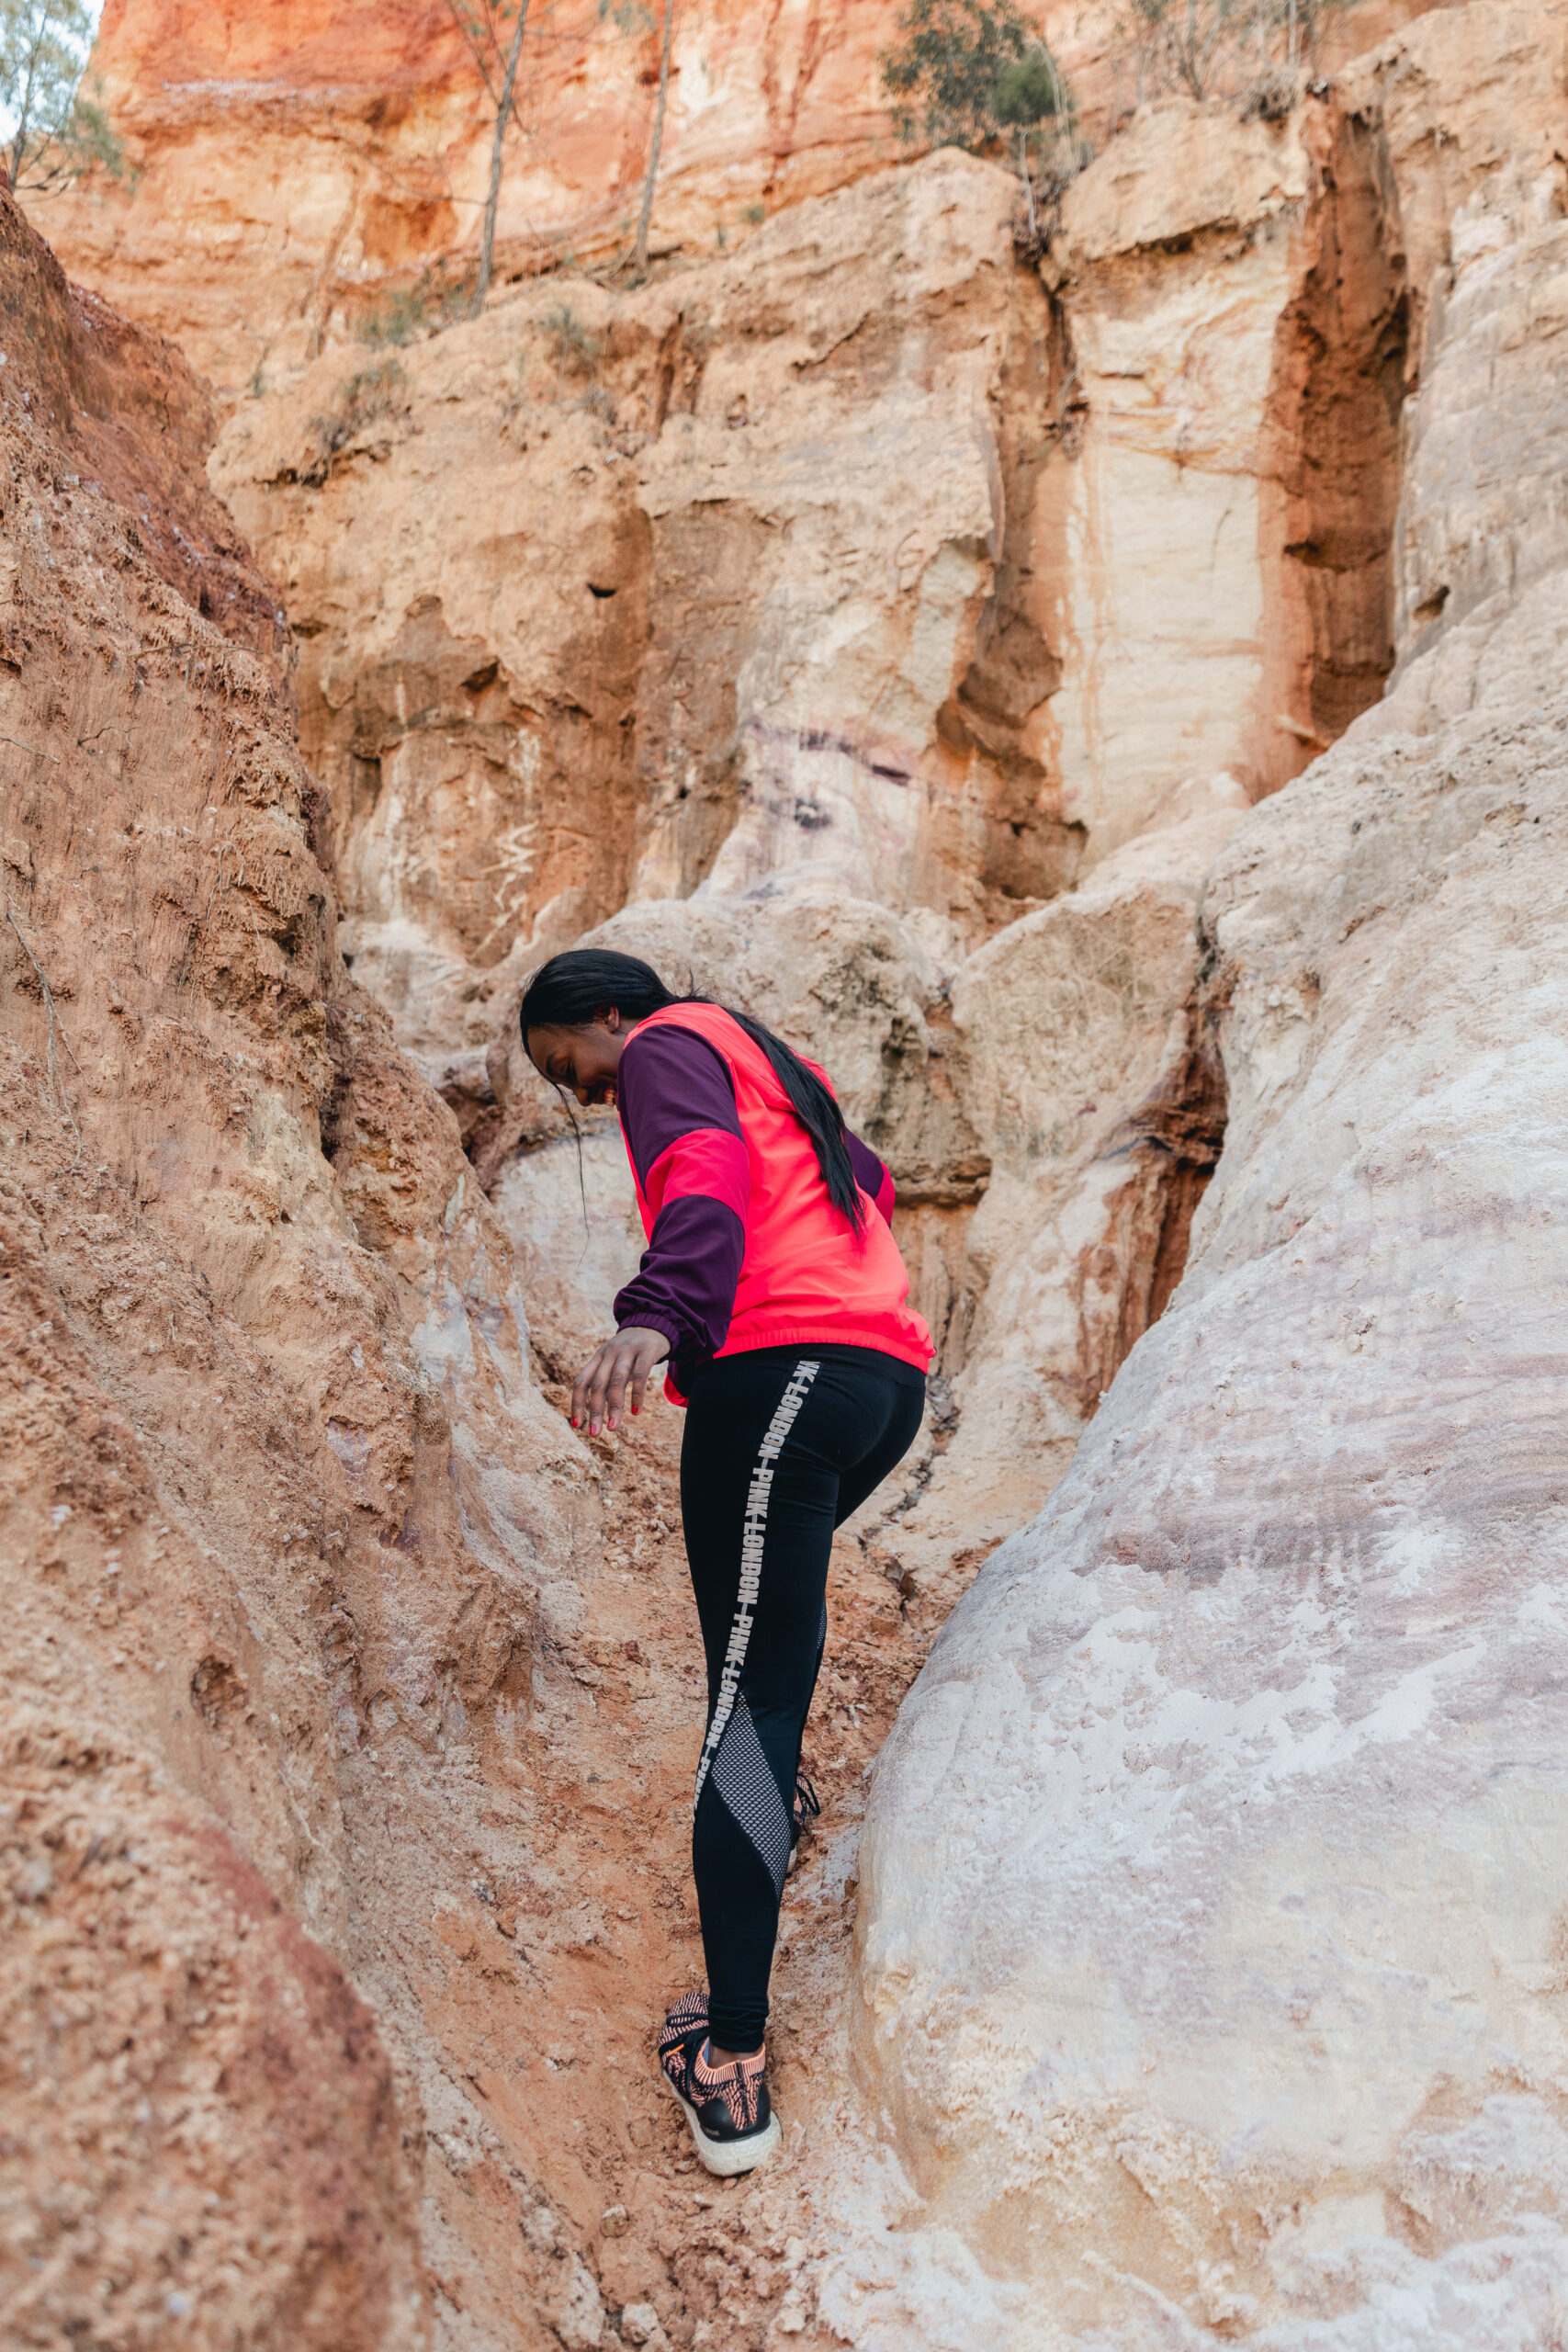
[571,1326,671,1436]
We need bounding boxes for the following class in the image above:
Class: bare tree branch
[632,0,676,278]
[472,0,532,316]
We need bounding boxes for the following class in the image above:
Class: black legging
[679,1344,925,2052]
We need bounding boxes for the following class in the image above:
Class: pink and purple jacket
[612,1001,933,1404]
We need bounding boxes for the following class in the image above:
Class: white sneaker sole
[660,2064,782,2177]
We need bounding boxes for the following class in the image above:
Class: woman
[521,949,931,2177]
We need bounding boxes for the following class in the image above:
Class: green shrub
[993,42,1071,130]
[882,0,1046,151]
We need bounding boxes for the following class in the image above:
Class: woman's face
[525,1012,626,1107]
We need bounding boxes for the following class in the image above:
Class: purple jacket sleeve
[846,1129,896,1223]
[613,1027,749,1363]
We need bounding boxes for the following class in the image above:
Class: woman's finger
[585,1348,615,1434]
[570,1351,597,1428]
[604,1343,634,1430]
[628,1348,649,1417]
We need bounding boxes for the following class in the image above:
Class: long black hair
[519,948,866,1234]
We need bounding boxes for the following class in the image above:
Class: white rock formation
[839,13,1568,2337]
[849,673,1568,2352]
[1341,2,1568,747]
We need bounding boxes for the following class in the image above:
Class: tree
[881,0,1038,152]
[1,0,126,196]
[993,43,1074,234]
[632,0,675,278]
[446,0,533,317]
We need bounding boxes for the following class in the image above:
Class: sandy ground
[394,1297,951,2350]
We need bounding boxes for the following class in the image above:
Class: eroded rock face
[212,149,1071,1038]
[207,105,1410,1081]
[12,0,1566,2342]
[852,690,1568,2349]
[1343,4,1568,742]
[29,0,1454,401]
[0,186,429,2343]
[0,179,631,2345]
[845,12,1568,2338]
[25,0,921,395]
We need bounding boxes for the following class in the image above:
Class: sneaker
[786,1770,820,1876]
[658,1996,781,2177]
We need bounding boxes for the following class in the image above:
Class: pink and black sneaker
[658,1993,781,2177]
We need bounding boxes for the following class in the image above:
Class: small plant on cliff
[357,257,478,349]
[540,300,604,379]
[881,1,1077,241]
[0,0,129,194]
[304,359,410,485]
[358,286,432,349]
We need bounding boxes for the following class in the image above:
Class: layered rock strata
[0,187,430,2346]
[204,83,1457,1631]
[26,0,942,394]
[1343,3,1568,739]
[211,115,1416,1061]
[30,0,1454,401]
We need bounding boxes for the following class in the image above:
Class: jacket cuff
[610,1300,688,1361]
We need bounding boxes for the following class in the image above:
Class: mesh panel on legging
[680,1348,924,2052]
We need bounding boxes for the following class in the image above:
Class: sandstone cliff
[6,0,1568,2345]
[205,107,1419,1058]
[1,182,853,2349]
[843,9,1568,2343]
[28,0,959,393]
[0,185,429,2345]
[196,86,1453,1591]
[34,0,1449,399]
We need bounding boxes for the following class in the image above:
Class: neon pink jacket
[612,1001,932,1403]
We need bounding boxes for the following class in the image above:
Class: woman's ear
[603,1006,622,1034]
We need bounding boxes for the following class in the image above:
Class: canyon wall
[843,9,1568,2344]
[197,80,1428,1066]
[0,183,777,2351]
[33,0,1447,400]
[6,0,1567,2346]
[198,82,1436,1574]
[0,187,430,2345]
[27,0,1003,394]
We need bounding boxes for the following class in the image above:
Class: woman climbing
[521,949,932,2177]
